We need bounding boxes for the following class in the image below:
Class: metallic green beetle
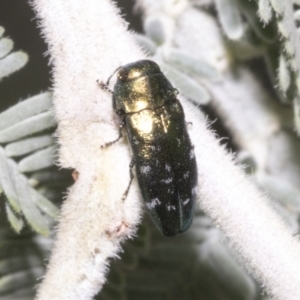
[100,60,197,236]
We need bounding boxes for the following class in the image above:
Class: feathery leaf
[0,52,28,79]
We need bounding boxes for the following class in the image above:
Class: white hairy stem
[32,0,300,299]
[31,0,143,299]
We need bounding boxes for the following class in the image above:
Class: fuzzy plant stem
[31,0,300,299]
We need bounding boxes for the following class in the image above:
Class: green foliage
[0,228,53,300]
[0,91,58,235]
[0,28,58,237]
[0,26,64,300]
[215,0,244,40]
[96,215,258,300]
[198,0,300,133]
[252,0,300,132]
[2,0,300,298]
[135,14,221,106]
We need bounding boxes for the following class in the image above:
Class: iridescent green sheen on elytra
[112,60,197,237]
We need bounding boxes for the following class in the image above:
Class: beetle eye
[118,68,128,81]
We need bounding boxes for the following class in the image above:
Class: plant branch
[31,0,300,299]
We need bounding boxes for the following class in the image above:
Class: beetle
[99,59,197,237]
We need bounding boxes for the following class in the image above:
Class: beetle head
[116,60,161,83]
[113,60,175,114]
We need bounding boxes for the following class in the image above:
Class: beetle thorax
[114,74,174,114]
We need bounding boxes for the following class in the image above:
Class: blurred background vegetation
[0,0,142,112]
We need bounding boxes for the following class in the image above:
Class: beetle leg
[121,158,135,201]
[97,79,114,94]
[100,120,125,148]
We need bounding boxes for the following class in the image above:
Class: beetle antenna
[106,67,121,86]
[97,80,114,94]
